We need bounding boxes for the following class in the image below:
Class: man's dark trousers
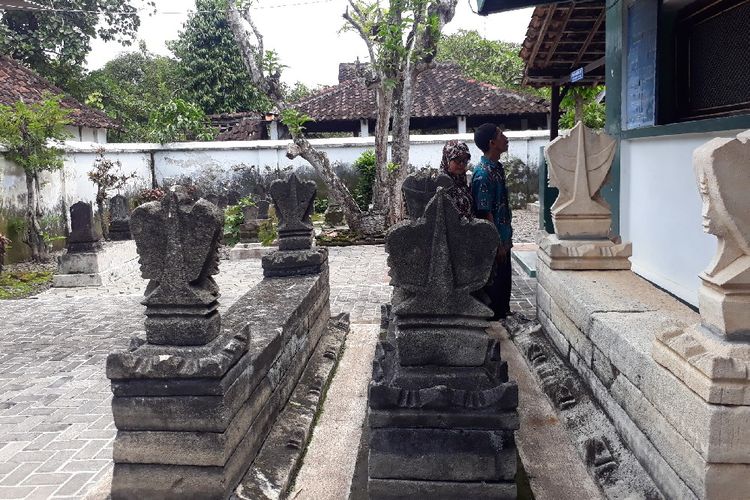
[487,254,512,319]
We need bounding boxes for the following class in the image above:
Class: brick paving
[0,244,534,499]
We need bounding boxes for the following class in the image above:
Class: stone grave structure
[323,202,345,226]
[53,201,138,287]
[367,188,519,498]
[651,130,750,496]
[539,121,632,270]
[108,194,132,241]
[262,173,327,277]
[106,185,348,499]
[229,199,274,260]
[534,129,750,499]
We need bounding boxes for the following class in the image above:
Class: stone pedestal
[229,242,274,260]
[538,233,632,270]
[368,190,519,498]
[109,194,132,241]
[53,240,139,287]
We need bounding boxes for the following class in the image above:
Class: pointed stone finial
[545,121,617,239]
[269,173,316,250]
[130,185,223,346]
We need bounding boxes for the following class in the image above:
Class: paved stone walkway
[0,245,531,499]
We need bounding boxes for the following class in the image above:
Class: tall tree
[0,95,70,261]
[436,29,529,93]
[226,0,368,233]
[168,0,272,115]
[80,43,185,141]
[0,1,151,91]
[343,0,457,225]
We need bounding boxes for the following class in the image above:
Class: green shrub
[223,196,256,245]
[352,150,376,211]
[314,197,329,214]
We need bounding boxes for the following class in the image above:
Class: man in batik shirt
[472,123,512,320]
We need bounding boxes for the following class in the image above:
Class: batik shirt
[471,155,513,246]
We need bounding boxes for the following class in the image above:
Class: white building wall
[620,130,744,306]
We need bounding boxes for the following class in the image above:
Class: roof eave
[477,0,558,15]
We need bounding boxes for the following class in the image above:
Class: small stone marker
[262,173,327,277]
[368,189,519,498]
[323,202,345,226]
[539,121,632,269]
[401,171,452,219]
[130,185,223,346]
[67,201,102,252]
[108,194,131,241]
[257,199,271,220]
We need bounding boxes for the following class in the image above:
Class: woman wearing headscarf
[440,140,473,218]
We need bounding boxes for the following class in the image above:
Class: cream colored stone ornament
[545,121,616,239]
[538,122,631,270]
[654,130,750,404]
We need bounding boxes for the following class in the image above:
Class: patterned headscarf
[439,140,473,218]
[440,140,471,180]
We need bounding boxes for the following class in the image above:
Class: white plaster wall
[620,130,744,306]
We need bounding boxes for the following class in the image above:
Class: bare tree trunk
[575,93,585,125]
[371,86,393,213]
[386,67,418,225]
[226,0,369,234]
[25,172,47,261]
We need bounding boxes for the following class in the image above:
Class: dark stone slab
[257,199,270,220]
[262,248,328,277]
[369,428,516,481]
[109,194,132,240]
[368,409,519,430]
[67,201,102,252]
[367,478,516,500]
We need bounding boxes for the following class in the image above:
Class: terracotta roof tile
[293,63,549,121]
[0,55,121,129]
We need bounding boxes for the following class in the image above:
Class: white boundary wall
[0,131,549,216]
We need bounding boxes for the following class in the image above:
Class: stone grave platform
[53,240,139,288]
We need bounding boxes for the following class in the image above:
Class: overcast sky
[87,0,533,87]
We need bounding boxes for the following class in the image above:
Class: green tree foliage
[0,95,70,261]
[352,150,376,210]
[559,86,605,129]
[168,0,271,115]
[145,98,216,143]
[0,1,153,91]
[436,29,534,94]
[79,43,185,141]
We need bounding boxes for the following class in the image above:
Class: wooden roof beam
[573,8,606,67]
[543,4,576,67]
[528,6,556,67]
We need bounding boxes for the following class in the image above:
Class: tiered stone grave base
[107,264,339,500]
[53,240,139,287]
[229,242,274,260]
[538,232,632,270]
[536,258,750,499]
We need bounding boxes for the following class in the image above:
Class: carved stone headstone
[239,204,261,243]
[401,171,452,219]
[108,194,131,241]
[67,201,102,252]
[368,189,519,498]
[539,122,632,269]
[130,185,223,346]
[257,199,271,220]
[323,202,345,227]
[262,173,327,277]
[653,130,750,405]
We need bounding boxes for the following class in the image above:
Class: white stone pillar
[360,119,369,137]
[457,116,467,134]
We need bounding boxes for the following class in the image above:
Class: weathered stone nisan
[109,194,132,241]
[67,201,102,252]
[369,189,518,498]
[401,172,453,219]
[269,173,315,251]
[130,186,223,346]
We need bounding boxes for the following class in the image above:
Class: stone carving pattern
[269,173,316,251]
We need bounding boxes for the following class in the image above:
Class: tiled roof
[0,55,121,129]
[294,63,549,121]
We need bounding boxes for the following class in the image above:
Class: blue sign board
[571,67,584,83]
